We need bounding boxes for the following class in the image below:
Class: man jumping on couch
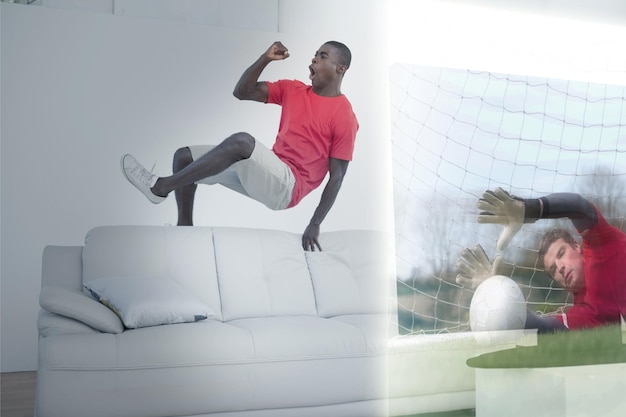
[121,41,359,252]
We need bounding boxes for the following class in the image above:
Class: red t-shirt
[557,208,626,329]
[266,79,358,207]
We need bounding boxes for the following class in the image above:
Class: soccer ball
[470,275,527,332]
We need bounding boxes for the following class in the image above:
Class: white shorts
[188,141,296,210]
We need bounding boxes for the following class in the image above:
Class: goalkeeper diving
[457,188,626,332]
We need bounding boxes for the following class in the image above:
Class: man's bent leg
[189,141,295,211]
[233,142,296,210]
[153,133,255,198]
[172,147,197,226]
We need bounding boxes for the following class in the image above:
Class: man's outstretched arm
[233,41,289,102]
[525,309,568,334]
[302,158,349,252]
[530,193,598,233]
[477,189,598,250]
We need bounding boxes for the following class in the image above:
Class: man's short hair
[538,228,578,270]
[325,41,352,69]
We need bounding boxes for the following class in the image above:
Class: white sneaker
[120,154,166,204]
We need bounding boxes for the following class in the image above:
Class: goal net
[390,63,626,335]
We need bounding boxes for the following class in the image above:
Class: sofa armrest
[37,310,101,337]
[39,286,124,334]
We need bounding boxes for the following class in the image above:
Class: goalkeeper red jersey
[558,207,626,329]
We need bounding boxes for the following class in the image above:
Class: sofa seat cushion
[37,356,389,417]
[42,320,254,370]
[41,315,388,371]
[38,315,390,416]
[330,314,391,352]
[230,314,389,360]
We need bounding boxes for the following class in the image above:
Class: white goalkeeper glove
[455,243,503,290]
[476,187,525,251]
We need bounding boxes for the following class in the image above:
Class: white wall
[37,0,280,31]
[0,0,391,372]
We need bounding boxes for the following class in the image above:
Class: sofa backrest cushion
[82,226,224,320]
[81,226,390,322]
[212,227,317,320]
[306,230,391,317]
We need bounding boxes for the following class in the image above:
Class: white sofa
[36,225,526,417]
[36,225,393,417]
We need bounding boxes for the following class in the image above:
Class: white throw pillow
[84,276,214,329]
